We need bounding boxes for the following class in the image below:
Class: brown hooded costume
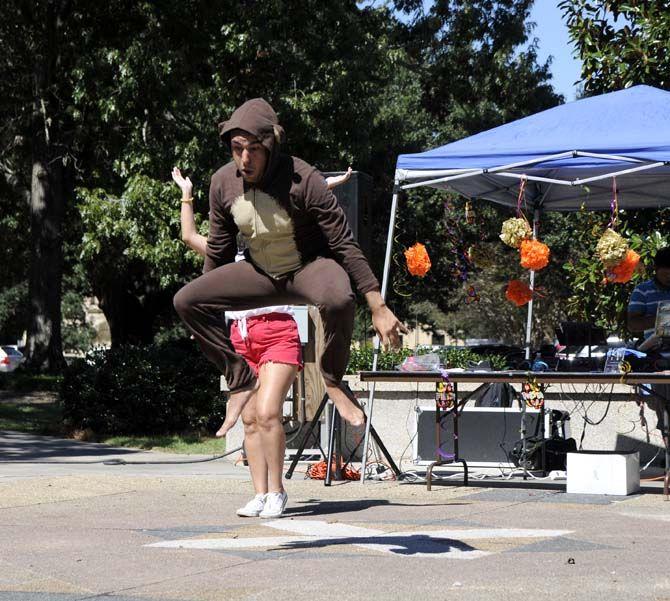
[174,99,379,392]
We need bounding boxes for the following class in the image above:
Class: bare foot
[216,387,256,438]
[325,384,365,427]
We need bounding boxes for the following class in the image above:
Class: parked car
[0,345,25,373]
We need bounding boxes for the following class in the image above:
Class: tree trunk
[95,282,156,347]
[25,0,69,371]
[26,155,66,371]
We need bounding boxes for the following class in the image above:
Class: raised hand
[171,166,193,198]
[325,166,353,190]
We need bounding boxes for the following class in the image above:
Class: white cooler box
[566,451,640,495]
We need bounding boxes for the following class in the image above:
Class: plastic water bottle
[531,353,549,372]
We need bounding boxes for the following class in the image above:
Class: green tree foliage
[0,0,222,360]
[0,0,77,368]
[559,0,670,94]
[397,0,560,132]
[1,0,566,359]
[61,289,96,355]
[372,1,563,337]
[59,0,426,346]
[556,0,670,336]
[78,176,204,344]
[0,181,29,343]
[561,212,669,336]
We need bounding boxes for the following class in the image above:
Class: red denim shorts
[230,312,303,376]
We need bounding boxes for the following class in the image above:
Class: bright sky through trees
[528,0,581,100]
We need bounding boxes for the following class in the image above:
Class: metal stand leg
[287,386,400,485]
[368,423,401,477]
[636,383,669,500]
[285,393,329,480]
[540,396,547,476]
[325,405,343,486]
[340,382,400,479]
[426,383,468,491]
[521,396,528,480]
[664,405,669,500]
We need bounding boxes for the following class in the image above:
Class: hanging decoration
[519,238,551,271]
[465,200,475,225]
[436,379,455,410]
[499,176,551,271]
[505,279,534,306]
[605,249,641,283]
[464,285,480,304]
[468,244,495,269]
[596,228,628,268]
[404,242,431,277]
[598,178,641,284]
[500,177,532,248]
[521,379,544,409]
[499,217,532,248]
[443,201,471,282]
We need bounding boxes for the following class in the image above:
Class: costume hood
[218,99,285,185]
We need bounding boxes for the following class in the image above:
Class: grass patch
[0,396,227,455]
[0,372,63,392]
[100,433,226,455]
[0,400,63,435]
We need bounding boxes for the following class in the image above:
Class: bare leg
[255,362,299,493]
[325,383,364,428]
[240,393,268,496]
[216,385,256,438]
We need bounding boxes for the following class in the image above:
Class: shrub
[346,346,414,374]
[61,290,97,354]
[0,370,63,392]
[59,339,227,435]
[346,345,509,374]
[434,347,509,370]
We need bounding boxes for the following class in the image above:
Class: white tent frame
[359,151,669,483]
[399,151,666,191]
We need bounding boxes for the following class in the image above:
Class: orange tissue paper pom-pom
[404,242,431,277]
[506,279,534,307]
[606,249,640,283]
[519,239,550,271]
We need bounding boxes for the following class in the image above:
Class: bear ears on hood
[218,98,285,153]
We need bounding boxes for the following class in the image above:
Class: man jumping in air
[174,98,406,436]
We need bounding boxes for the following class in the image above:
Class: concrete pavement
[1,430,669,601]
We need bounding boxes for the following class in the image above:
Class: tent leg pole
[525,275,534,361]
[524,209,541,361]
[361,181,401,484]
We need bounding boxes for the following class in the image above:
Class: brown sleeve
[304,169,380,294]
[204,175,238,273]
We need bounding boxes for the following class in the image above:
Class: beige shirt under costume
[229,187,301,278]
[204,157,379,295]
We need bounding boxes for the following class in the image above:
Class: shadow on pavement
[0,429,140,461]
[284,498,471,516]
[271,532,480,556]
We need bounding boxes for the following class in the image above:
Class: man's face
[656,265,670,288]
[230,131,267,184]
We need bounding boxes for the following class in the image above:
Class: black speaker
[555,321,607,346]
[510,436,577,471]
[414,406,545,466]
[322,171,372,254]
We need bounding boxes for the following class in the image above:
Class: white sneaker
[236,494,266,517]
[259,491,288,519]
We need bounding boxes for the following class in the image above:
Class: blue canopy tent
[397,85,670,210]
[360,85,670,481]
